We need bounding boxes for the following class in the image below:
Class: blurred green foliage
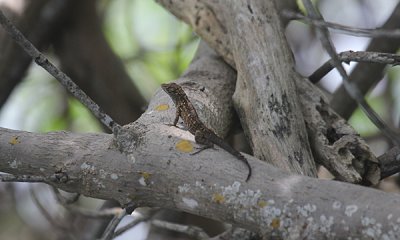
[103,0,198,99]
[0,0,198,133]
[349,96,386,137]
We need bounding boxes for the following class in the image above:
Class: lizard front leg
[172,107,180,126]
[165,106,181,127]
[191,130,215,155]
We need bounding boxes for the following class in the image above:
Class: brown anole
[161,82,252,181]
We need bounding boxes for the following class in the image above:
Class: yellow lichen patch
[9,136,20,145]
[212,193,225,204]
[155,104,169,111]
[139,171,152,179]
[258,200,267,208]
[176,140,194,153]
[270,218,280,229]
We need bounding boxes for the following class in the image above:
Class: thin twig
[301,0,400,146]
[209,227,258,240]
[0,10,120,132]
[52,187,123,218]
[282,10,400,38]
[113,215,150,238]
[309,51,400,83]
[30,187,78,240]
[53,188,121,218]
[30,187,59,228]
[100,208,128,240]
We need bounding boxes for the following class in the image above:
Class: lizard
[161,82,252,181]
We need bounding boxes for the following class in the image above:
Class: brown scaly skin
[161,82,252,181]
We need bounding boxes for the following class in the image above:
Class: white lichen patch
[182,197,198,209]
[332,201,341,209]
[219,182,263,209]
[80,162,95,171]
[345,205,358,217]
[110,173,118,180]
[361,217,382,238]
[195,181,205,190]
[260,204,282,225]
[39,168,45,172]
[319,215,334,233]
[178,184,191,193]
[9,159,18,169]
[220,181,241,203]
[128,154,136,164]
[204,181,263,221]
[236,189,263,207]
[296,203,317,217]
[139,177,146,186]
[92,178,105,189]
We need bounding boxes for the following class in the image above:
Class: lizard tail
[244,156,252,182]
[208,133,252,181]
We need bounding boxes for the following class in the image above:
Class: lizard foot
[190,145,216,155]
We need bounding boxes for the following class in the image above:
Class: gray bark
[1,126,399,239]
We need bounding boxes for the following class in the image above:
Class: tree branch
[282,9,400,38]
[1,126,400,238]
[309,51,400,83]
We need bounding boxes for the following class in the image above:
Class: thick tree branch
[1,126,400,238]
[224,1,316,176]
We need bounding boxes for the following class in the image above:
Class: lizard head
[161,82,183,98]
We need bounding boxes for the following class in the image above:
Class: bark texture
[156,0,380,184]
[1,125,399,239]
